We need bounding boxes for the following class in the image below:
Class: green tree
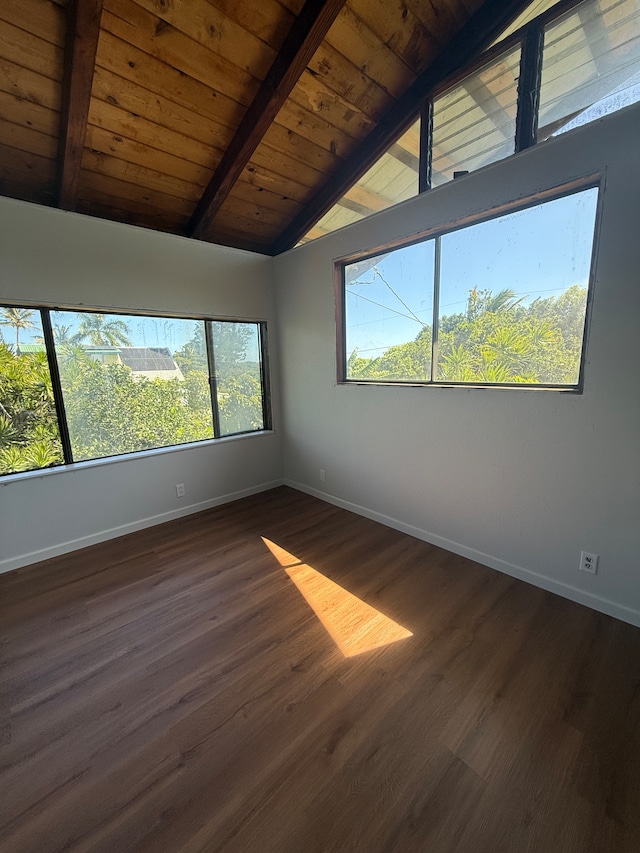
[173,324,208,375]
[211,322,254,371]
[0,343,63,474]
[73,313,132,346]
[0,308,36,353]
[52,323,75,344]
[351,286,588,386]
[217,373,264,435]
[56,351,214,461]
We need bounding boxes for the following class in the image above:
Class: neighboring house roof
[16,343,46,353]
[118,347,184,382]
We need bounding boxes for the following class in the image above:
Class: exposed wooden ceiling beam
[188,0,347,241]
[57,0,103,211]
[269,0,537,255]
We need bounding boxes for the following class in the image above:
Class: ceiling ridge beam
[58,0,104,211]
[269,0,537,255]
[187,0,347,241]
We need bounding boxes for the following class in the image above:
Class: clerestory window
[303,0,640,243]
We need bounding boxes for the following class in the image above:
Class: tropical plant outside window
[0,309,64,475]
[0,309,270,477]
[341,184,599,387]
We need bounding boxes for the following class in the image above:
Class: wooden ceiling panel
[0,142,57,203]
[0,89,59,140]
[0,0,62,209]
[0,20,64,82]
[323,6,417,99]
[0,0,541,252]
[131,0,280,77]
[187,0,347,238]
[0,119,58,162]
[90,65,235,153]
[75,194,188,234]
[77,168,195,218]
[259,121,340,177]
[84,124,214,187]
[209,0,301,47]
[269,98,356,161]
[204,223,276,254]
[348,0,445,73]
[0,57,62,112]
[230,175,306,219]
[81,147,203,204]
[307,41,395,118]
[101,3,258,105]
[207,202,282,241]
[403,0,472,51]
[95,31,245,132]
[246,146,322,195]
[0,0,66,48]
[86,99,223,172]
[284,71,377,146]
[242,159,316,203]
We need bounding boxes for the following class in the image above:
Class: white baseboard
[0,479,284,575]
[285,479,640,629]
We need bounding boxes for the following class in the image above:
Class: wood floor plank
[1,486,639,852]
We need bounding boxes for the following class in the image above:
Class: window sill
[0,430,276,487]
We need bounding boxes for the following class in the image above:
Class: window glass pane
[344,242,435,382]
[539,0,640,140]
[0,308,64,475]
[299,119,421,244]
[52,311,214,461]
[212,322,265,436]
[491,0,560,45]
[437,188,599,385]
[432,46,521,187]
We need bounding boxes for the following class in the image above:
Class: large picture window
[340,183,600,389]
[0,308,271,477]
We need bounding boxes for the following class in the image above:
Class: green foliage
[0,307,36,352]
[347,285,588,385]
[173,324,207,375]
[218,372,264,435]
[72,313,132,346]
[57,349,214,460]
[0,344,63,475]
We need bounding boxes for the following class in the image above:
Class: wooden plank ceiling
[0,0,531,255]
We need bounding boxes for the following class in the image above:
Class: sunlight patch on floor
[262,537,413,658]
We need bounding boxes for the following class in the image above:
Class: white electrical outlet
[319,469,326,483]
[580,551,598,574]
[176,483,185,498]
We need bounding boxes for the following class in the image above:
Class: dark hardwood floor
[1,486,639,853]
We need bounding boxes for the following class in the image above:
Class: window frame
[336,175,603,392]
[0,304,273,479]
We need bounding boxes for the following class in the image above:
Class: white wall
[0,200,282,572]
[274,104,640,627]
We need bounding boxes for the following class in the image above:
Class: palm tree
[0,307,36,353]
[73,313,132,346]
[484,288,526,314]
[52,323,75,344]
[439,344,474,381]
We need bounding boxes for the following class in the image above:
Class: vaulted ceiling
[0,0,533,254]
